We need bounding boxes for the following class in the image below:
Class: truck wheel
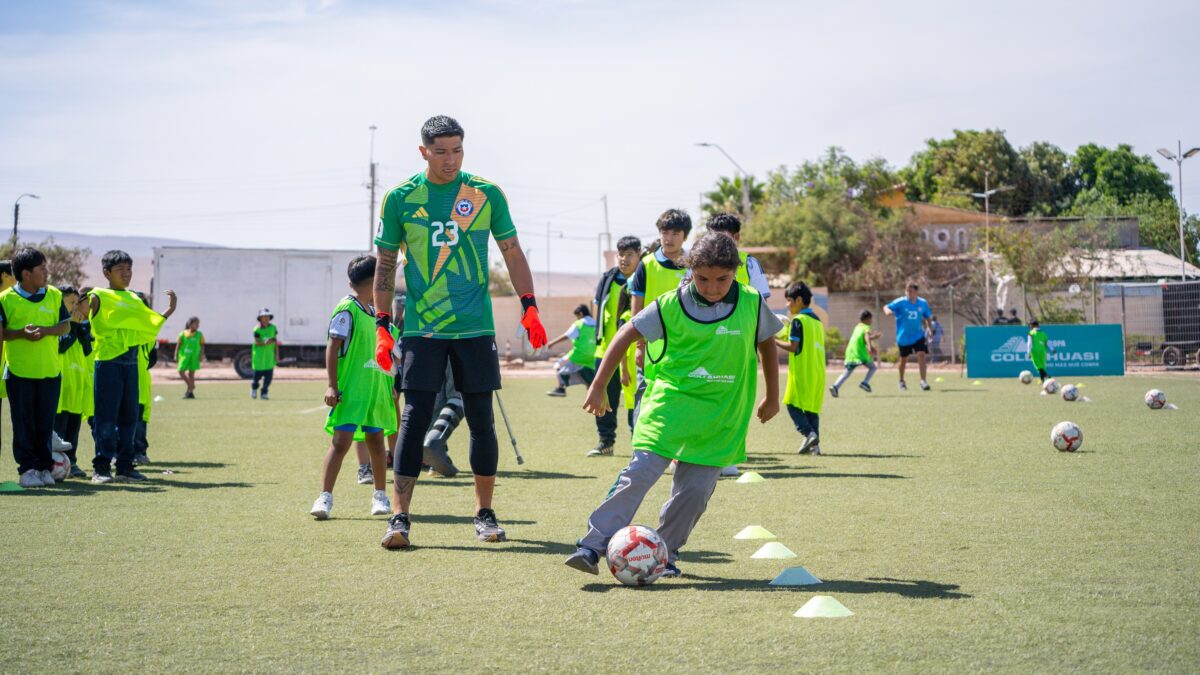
[1162,346,1182,368]
[233,350,254,379]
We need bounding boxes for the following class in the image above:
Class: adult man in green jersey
[373,116,546,549]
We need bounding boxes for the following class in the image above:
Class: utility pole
[366,125,379,251]
[12,193,40,246]
[951,172,1011,323]
[1157,142,1199,280]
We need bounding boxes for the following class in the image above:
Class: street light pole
[1157,142,1200,280]
[695,142,751,221]
[951,172,1012,323]
[12,193,40,245]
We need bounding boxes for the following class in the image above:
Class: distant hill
[21,230,218,258]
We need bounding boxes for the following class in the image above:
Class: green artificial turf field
[1,371,1197,671]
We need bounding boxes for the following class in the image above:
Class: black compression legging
[394,390,498,478]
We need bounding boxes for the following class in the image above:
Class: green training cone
[794,595,853,618]
[934,376,945,383]
[736,472,766,484]
[0,481,25,492]
[770,566,822,586]
[734,525,776,540]
[751,542,797,559]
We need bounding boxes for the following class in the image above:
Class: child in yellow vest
[175,317,203,399]
[775,282,826,455]
[0,260,15,457]
[0,248,76,487]
[565,232,782,577]
[87,250,174,482]
[54,285,94,478]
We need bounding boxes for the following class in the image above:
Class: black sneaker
[381,513,411,549]
[828,385,839,398]
[133,454,150,465]
[91,469,113,484]
[69,464,88,479]
[260,393,269,401]
[660,562,682,578]
[545,388,567,398]
[586,444,613,457]
[115,469,147,482]
[859,381,872,393]
[473,508,507,542]
[798,431,819,455]
[564,546,600,575]
[898,381,907,391]
[356,464,373,485]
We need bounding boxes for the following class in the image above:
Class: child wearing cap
[251,308,279,400]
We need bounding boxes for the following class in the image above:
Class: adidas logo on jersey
[413,206,428,219]
[687,366,736,383]
[715,325,742,336]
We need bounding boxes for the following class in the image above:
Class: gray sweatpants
[580,451,721,564]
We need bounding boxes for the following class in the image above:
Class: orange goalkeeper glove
[519,294,547,349]
[375,313,396,373]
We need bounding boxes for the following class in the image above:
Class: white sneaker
[720,465,740,477]
[370,490,391,516]
[311,492,333,520]
[51,432,72,452]
[250,389,258,399]
[19,470,45,488]
[40,470,56,485]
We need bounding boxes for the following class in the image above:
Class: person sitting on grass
[565,232,781,578]
[0,248,76,488]
[776,282,826,455]
[87,250,175,483]
[310,255,396,521]
[175,317,203,399]
[545,304,597,397]
[251,308,279,400]
[829,309,879,397]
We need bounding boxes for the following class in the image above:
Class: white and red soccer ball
[606,525,668,587]
[1051,421,1083,452]
[1018,370,1033,384]
[50,451,71,481]
[1042,378,1059,395]
[1061,384,1079,402]
[1144,389,1166,410]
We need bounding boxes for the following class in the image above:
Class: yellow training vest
[0,286,64,379]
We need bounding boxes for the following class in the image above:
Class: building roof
[1070,248,1200,280]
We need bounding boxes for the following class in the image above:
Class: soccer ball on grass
[1050,421,1083,452]
[50,451,71,481]
[1042,378,1059,395]
[1144,389,1166,410]
[1019,370,1033,384]
[1061,384,1079,402]
[606,525,668,587]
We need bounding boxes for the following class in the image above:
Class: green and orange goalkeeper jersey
[375,171,517,339]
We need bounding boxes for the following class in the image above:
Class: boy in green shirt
[565,232,782,577]
[310,255,397,520]
[55,285,94,477]
[175,317,203,399]
[0,248,76,487]
[829,309,879,397]
[544,304,597,396]
[1027,320,1054,383]
[776,282,826,455]
[251,308,279,400]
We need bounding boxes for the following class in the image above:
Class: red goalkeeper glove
[375,312,396,373]
[519,294,547,349]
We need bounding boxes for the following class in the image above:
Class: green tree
[701,175,765,220]
[1018,142,1078,215]
[1072,143,1172,205]
[0,237,91,288]
[900,129,1031,216]
[1069,190,1199,267]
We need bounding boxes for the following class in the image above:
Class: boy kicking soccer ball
[1027,320,1055,384]
[310,255,397,520]
[829,309,878,397]
[564,232,781,577]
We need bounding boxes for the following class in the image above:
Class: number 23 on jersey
[431,221,460,247]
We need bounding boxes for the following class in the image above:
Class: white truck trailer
[151,246,368,378]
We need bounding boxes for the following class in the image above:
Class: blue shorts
[333,424,383,434]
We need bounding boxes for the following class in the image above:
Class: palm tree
[702,175,765,220]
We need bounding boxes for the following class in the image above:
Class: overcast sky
[2,0,1197,273]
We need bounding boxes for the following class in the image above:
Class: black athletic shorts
[898,337,929,357]
[400,336,501,394]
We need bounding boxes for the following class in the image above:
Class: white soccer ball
[1061,384,1079,402]
[50,451,71,481]
[1144,389,1166,410]
[1042,378,1060,395]
[1019,370,1033,384]
[1051,421,1083,452]
[606,525,669,587]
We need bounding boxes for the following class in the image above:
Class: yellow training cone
[794,595,853,618]
[736,472,766,484]
[734,526,776,540]
[751,542,796,559]
[972,380,983,385]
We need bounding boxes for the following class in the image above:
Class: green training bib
[568,319,596,367]
[0,286,63,379]
[89,288,164,362]
[784,313,825,413]
[324,297,398,439]
[252,323,278,371]
[632,284,759,467]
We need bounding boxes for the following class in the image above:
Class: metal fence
[824,280,1200,369]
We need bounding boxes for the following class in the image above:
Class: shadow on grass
[580,575,969,598]
[819,453,922,459]
[0,482,168,496]
[149,461,231,469]
[405,538,575,556]
[495,470,591,480]
[755,470,909,480]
